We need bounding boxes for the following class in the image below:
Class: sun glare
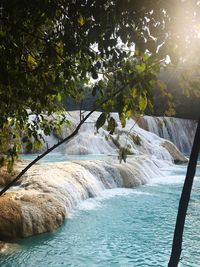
[172,1,200,62]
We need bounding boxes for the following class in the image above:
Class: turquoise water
[20,153,118,162]
[1,163,200,267]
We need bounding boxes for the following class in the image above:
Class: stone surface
[161,140,188,164]
[0,193,23,240]
[133,116,148,130]
[0,189,65,240]
[0,157,159,240]
[0,241,8,252]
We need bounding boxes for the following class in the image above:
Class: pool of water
[1,163,200,267]
[20,153,118,162]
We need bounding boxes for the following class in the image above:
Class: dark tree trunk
[168,118,200,267]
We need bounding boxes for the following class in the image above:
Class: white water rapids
[39,112,191,161]
[0,112,196,239]
[143,116,196,155]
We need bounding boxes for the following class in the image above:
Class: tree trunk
[168,118,200,267]
[0,85,128,196]
[0,110,95,196]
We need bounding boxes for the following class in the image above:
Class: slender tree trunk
[0,84,128,196]
[0,109,94,196]
[168,118,200,267]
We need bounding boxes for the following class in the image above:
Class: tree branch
[0,83,128,196]
[0,110,94,196]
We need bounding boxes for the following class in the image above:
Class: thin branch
[0,83,129,196]
[0,110,94,196]
[125,116,141,147]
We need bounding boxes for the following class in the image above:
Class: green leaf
[157,80,167,92]
[135,63,146,73]
[119,113,126,128]
[107,117,116,134]
[7,160,14,173]
[0,31,6,37]
[26,142,33,152]
[96,112,107,131]
[0,156,5,166]
[57,93,62,102]
[78,15,85,26]
[27,54,36,68]
[142,53,149,62]
[118,147,128,163]
[139,94,147,112]
[165,107,176,117]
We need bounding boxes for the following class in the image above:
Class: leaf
[194,89,200,97]
[107,117,116,134]
[92,86,97,96]
[22,136,28,143]
[96,112,107,131]
[125,109,132,118]
[142,53,149,62]
[139,94,147,112]
[118,147,128,163]
[33,140,42,151]
[135,63,146,73]
[57,93,62,102]
[119,113,126,128]
[91,69,98,80]
[157,79,167,92]
[165,107,176,117]
[7,160,14,173]
[26,142,33,152]
[0,156,5,166]
[0,31,6,37]
[130,88,138,98]
[78,15,85,26]
[27,54,36,68]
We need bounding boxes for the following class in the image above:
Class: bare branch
[0,83,129,196]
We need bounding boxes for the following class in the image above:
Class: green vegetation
[2,0,199,169]
[131,134,141,146]
[0,2,200,265]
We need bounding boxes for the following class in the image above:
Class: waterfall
[143,116,197,155]
[0,111,189,240]
[20,157,162,213]
[0,155,166,239]
[25,111,193,160]
[42,111,185,164]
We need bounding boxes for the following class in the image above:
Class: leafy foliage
[1,0,199,170]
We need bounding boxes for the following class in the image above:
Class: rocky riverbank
[0,113,190,242]
[0,146,187,241]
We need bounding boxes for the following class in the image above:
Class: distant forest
[63,68,200,120]
[155,68,200,120]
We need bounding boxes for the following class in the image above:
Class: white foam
[144,116,196,154]
[77,198,103,211]
[150,174,185,185]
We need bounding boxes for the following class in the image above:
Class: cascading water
[143,116,197,155]
[1,162,200,267]
[41,111,187,164]
[0,111,188,240]
[0,155,164,239]
[0,111,198,266]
